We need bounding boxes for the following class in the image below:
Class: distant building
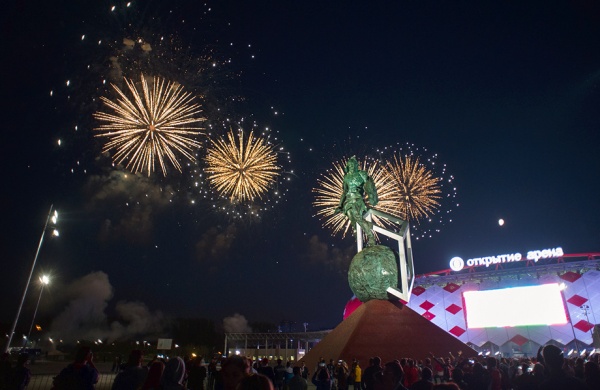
[224,330,330,361]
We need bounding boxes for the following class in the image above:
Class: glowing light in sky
[93,74,204,176]
[383,154,441,224]
[205,129,280,202]
[498,218,505,226]
[375,142,458,240]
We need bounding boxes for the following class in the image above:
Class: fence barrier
[25,373,117,390]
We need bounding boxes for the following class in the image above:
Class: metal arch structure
[356,209,415,304]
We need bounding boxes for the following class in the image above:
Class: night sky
[2,0,600,338]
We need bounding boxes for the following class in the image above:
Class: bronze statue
[335,157,379,246]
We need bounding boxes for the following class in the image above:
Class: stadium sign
[449,247,564,272]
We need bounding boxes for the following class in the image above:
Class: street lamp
[26,275,50,345]
[5,205,58,352]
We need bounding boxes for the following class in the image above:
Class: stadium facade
[406,250,600,357]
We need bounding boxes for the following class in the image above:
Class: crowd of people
[44,346,202,390]
[112,344,600,390]
[0,352,31,390]
[309,347,600,390]
[212,347,600,390]
[0,344,599,390]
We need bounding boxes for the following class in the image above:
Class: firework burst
[375,142,458,240]
[205,129,281,202]
[383,154,442,223]
[93,74,205,176]
[313,157,397,238]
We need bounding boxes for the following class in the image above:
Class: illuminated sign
[449,247,563,271]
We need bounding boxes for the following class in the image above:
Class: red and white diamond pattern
[442,283,468,343]
[582,270,600,336]
[563,270,599,345]
[422,285,448,331]
[509,333,529,347]
[407,269,600,348]
[566,294,588,307]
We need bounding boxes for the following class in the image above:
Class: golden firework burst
[312,158,398,237]
[383,154,441,223]
[93,74,204,176]
[205,129,280,202]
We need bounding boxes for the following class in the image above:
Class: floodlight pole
[26,280,48,344]
[5,205,54,352]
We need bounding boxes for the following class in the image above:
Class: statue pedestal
[300,299,477,370]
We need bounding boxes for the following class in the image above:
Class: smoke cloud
[84,170,174,244]
[49,271,164,342]
[195,224,237,272]
[305,235,354,274]
[223,313,252,333]
[49,272,112,338]
[108,301,164,339]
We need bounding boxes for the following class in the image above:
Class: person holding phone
[312,363,331,390]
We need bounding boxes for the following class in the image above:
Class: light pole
[26,275,50,346]
[5,205,58,352]
[581,305,594,339]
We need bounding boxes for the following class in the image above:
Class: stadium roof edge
[417,252,600,278]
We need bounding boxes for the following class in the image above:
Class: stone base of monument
[299,299,477,371]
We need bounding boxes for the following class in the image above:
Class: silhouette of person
[111,350,148,390]
[141,361,164,390]
[0,353,12,389]
[538,345,587,390]
[53,346,99,390]
[11,353,31,390]
[188,357,208,390]
[221,356,252,390]
[362,357,382,390]
[161,357,186,390]
[288,366,308,390]
[238,373,274,390]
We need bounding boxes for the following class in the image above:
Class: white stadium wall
[407,258,600,356]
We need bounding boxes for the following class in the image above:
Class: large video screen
[463,284,568,328]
